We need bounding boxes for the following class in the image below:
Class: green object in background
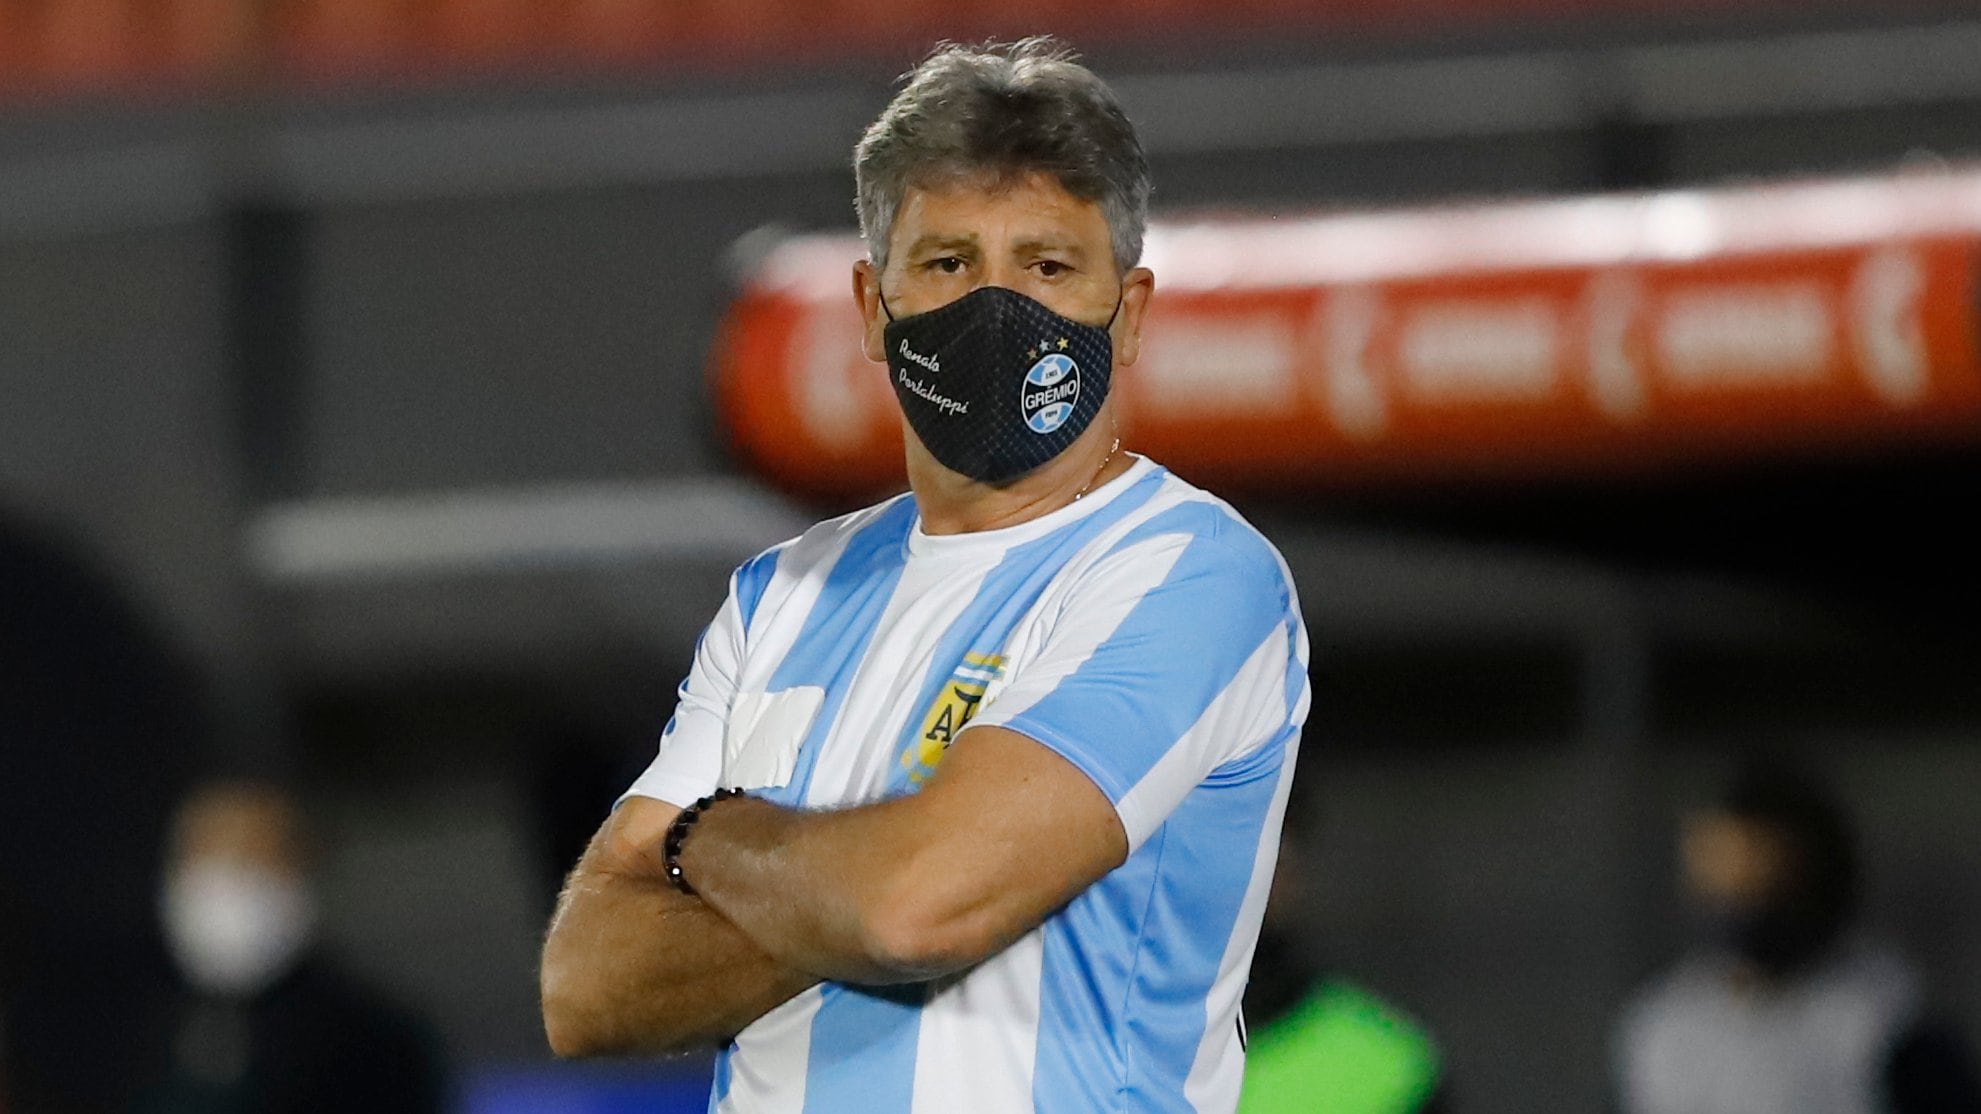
[1239,980,1441,1114]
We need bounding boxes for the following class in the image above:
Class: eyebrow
[903,234,981,257]
[1014,237,1089,261]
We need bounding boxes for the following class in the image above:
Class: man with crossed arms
[541,37,1310,1114]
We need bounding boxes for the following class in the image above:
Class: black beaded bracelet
[663,787,743,895]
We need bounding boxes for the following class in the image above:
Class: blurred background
[4,1,1981,1112]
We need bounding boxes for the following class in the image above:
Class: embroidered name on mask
[898,339,941,374]
[896,368,969,415]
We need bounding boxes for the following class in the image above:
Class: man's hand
[538,796,819,1057]
[678,725,1128,984]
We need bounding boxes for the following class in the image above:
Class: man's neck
[907,426,1129,536]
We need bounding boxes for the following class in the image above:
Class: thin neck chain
[1072,437,1121,502]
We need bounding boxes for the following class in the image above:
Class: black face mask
[882,286,1116,485]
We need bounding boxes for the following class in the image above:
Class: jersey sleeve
[618,565,753,810]
[970,526,1304,851]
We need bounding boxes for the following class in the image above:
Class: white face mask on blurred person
[162,861,317,998]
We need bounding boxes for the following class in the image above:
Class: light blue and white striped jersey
[624,455,1311,1114]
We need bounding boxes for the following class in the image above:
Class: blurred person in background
[129,779,446,1114]
[1240,798,1445,1114]
[1614,757,1980,1114]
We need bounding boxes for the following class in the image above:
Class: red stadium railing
[711,168,1981,500]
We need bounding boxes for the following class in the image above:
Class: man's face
[1680,811,1791,914]
[170,783,307,882]
[160,783,318,996]
[855,171,1153,368]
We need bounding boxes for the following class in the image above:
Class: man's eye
[929,257,965,274]
[1035,260,1069,278]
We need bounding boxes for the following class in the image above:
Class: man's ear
[854,259,888,364]
[1110,266,1156,368]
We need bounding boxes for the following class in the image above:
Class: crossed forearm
[679,795,960,985]
[678,729,1127,985]
[542,726,1114,1053]
[540,825,819,1056]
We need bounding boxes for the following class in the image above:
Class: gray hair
[854,38,1152,275]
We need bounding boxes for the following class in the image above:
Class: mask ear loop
[1104,288,1125,456]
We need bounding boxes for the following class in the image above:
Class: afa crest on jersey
[899,652,1006,785]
